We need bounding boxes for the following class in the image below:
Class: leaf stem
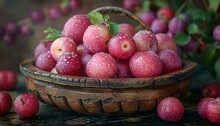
[175,2,187,15]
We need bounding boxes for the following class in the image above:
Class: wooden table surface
[0,75,215,126]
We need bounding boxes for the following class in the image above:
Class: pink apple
[80,54,92,77]
[50,37,77,60]
[35,51,57,72]
[129,51,162,77]
[133,30,158,52]
[0,70,17,90]
[119,23,135,36]
[62,14,91,44]
[77,44,92,57]
[206,100,220,124]
[0,91,12,115]
[83,24,111,53]
[117,60,133,78]
[156,33,177,52]
[157,97,184,122]
[86,52,117,78]
[198,97,215,119]
[201,83,220,98]
[108,33,136,60]
[55,52,82,76]
[158,49,182,73]
[14,94,39,118]
[34,41,52,58]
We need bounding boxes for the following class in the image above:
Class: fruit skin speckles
[55,52,82,76]
[198,97,215,119]
[34,41,52,58]
[83,24,111,53]
[119,23,135,36]
[156,33,177,52]
[129,51,162,78]
[14,94,39,118]
[158,49,182,74]
[133,30,158,52]
[35,51,56,72]
[108,33,136,60]
[157,97,184,122]
[205,99,220,124]
[50,37,77,61]
[62,14,91,44]
[86,52,117,78]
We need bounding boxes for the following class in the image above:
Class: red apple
[34,41,52,58]
[108,33,136,60]
[86,52,117,78]
[35,51,57,72]
[55,52,82,76]
[77,44,92,57]
[14,94,39,118]
[158,49,182,73]
[201,83,220,98]
[206,100,220,124]
[198,97,215,119]
[157,97,184,122]
[83,24,111,53]
[133,30,158,52]
[0,70,17,90]
[119,23,135,36]
[80,54,92,77]
[0,91,12,115]
[156,33,177,52]
[117,60,133,78]
[62,14,91,44]
[50,37,77,60]
[129,51,162,77]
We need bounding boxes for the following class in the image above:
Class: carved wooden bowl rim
[20,58,197,89]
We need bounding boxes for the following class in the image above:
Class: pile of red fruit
[122,0,220,55]
[198,96,220,124]
[0,70,39,118]
[34,12,182,79]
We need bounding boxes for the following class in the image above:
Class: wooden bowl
[20,58,197,115]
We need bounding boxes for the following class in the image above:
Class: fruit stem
[21,98,25,105]
[175,2,187,16]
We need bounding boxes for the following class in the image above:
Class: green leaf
[201,44,216,60]
[174,32,191,46]
[60,0,69,8]
[109,22,120,36]
[187,23,205,36]
[88,12,105,24]
[186,8,206,22]
[140,0,151,12]
[43,27,62,42]
[208,0,220,12]
[214,59,220,83]
[152,0,168,7]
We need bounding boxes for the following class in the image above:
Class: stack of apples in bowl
[20,6,197,115]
